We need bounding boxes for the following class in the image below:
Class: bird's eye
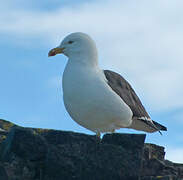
[68,41,74,44]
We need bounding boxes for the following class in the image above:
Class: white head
[48,32,98,65]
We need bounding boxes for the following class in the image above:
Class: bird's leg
[111,129,115,134]
[96,131,101,143]
[94,131,101,159]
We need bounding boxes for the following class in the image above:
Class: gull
[48,32,167,138]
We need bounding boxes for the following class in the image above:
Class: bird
[48,32,167,138]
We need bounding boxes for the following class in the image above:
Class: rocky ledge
[0,119,182,180]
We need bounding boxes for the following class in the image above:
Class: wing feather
[104,70,149,119]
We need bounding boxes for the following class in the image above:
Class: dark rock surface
[141,144,183,180]
[0,119,182,180]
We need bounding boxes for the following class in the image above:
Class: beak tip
[48,47,64,57]
[48,51,56,57]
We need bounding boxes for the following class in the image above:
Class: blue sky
[0,0,183,162]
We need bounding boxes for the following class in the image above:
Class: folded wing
[104,70,167,133]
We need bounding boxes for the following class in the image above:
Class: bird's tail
[128,116,167,135]
[138,118,167,135]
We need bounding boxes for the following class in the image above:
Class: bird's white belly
[63,63,132,133]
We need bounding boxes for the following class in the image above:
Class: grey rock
[0,163,8,180]
[0,119,182,180]
[0,127,48,162]
[43,132,145,180]
[141,175,177,180]
[141,144,183,179]
[0,121,145,180]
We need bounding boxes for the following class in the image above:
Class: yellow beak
[48,47,65,57]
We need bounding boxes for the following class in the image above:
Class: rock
[0,124,145,180]
[0,119,17,132]
[0,127,48,161]
[0,119,183,180]
[141,175,178,180]
[43,132,145,180]
[143,143,165,161]
[0,125,48,180]
[0,163,8,180]
[141,144,183,180]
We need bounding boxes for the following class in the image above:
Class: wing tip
[137,117,167,133]
[153,120,167,131]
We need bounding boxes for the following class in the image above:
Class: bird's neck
[68,51,99,67]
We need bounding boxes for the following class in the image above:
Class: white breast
[62,60,133,133]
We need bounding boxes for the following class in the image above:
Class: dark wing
[104,70,167,133]
[104,70,149,119]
